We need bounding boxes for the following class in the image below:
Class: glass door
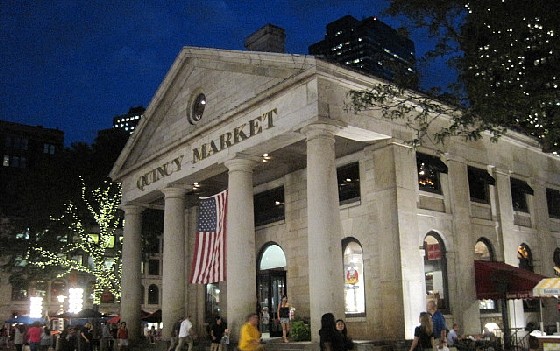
[257,270,286,337]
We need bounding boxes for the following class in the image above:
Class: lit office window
[417,153,448,194]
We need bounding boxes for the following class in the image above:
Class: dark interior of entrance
[258,270,286,337]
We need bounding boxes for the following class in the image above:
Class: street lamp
[68,288,84,314]
[57,295,66,314]
[29,296,43,318]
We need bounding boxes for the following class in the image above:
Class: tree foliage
[28,180,123,304]
[349,0,560,153]
[0,128,131,295]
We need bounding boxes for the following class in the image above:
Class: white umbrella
[532,278,560,332]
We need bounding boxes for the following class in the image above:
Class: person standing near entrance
[210,317,226,351]
[175,316,193,351]
[277,295,291,343]
[427,301,447,349]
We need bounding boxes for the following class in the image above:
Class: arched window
[475,238,497,312]
[424,232,449,311]
[475,238,494,261]
[553,248,560,276]
[518,243,533,271]
[342,238,365,316]
[259,245,286,270]
[148,284,159,305]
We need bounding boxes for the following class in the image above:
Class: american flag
[190,190,228,284]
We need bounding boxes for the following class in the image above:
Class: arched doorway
[257,244,286,337]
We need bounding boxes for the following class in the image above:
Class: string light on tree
[28,179,123,304]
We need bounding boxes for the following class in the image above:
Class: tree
[27,180,123,304]
[0,128,130,272]
[349,0,560,153]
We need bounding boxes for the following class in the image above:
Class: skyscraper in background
[309,15,416,83]
[0,120,64,217]
[113,106,145,135]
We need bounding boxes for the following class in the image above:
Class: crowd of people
[0,321,132,351]
[0,300,479,351]
[0,323,54,351]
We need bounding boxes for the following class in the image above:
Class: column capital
[161,187,187,199]
[300,122,342,141]
[121,204,144,215]
[224,156,258,172]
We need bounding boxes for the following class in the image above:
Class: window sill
[345,315,366,322]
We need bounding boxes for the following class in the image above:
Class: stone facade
[110,47,560,344]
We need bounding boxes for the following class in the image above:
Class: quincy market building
[109,47,560,344]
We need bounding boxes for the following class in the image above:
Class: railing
[455,328,532,351]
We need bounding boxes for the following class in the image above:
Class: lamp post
[55,295,66,331]
[68,288,84,314]
[29,296,44,319]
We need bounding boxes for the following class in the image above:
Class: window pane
[148,260,160,275]
[547,188,560,218]
[343,240,365,315]
[417,153,445,194]
[337,163,361,204]
[254,186,285,226]
[148,285,159,304]
[205,283,222,320]
[511,178,532,212]
[518,243,533,272]
[424,234,448,311]
[468,167,494,203]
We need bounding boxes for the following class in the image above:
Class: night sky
[1,1,453,146]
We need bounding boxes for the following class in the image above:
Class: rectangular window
[254,186,285,226]
[417,153,448,194]
[148,259,160,275]
[511,178,533,212]
[43,143,55,155]
[468,167,495,204]
[547,188,560,219]
[337,162,361,204]
[479,299,498,313]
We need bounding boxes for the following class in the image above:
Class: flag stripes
[190,190,227,284]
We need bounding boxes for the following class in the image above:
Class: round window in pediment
[189,93,206,125]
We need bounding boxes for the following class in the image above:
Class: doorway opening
[257,244,286,337]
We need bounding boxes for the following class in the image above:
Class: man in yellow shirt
[238,313,263,351]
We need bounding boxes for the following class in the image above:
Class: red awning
[474,260,547,300]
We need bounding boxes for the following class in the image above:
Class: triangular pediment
[111,47,317,181]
